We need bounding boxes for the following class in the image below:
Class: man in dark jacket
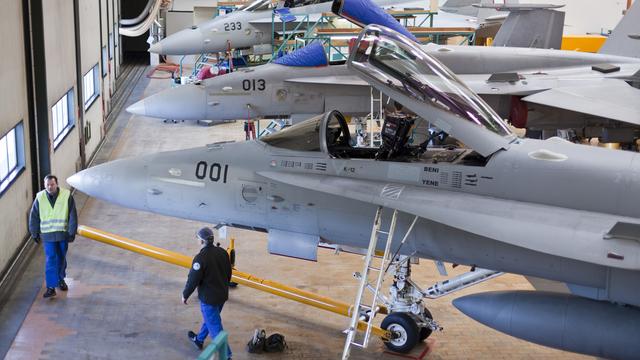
[29,174,78,299]
[183,227,232,357]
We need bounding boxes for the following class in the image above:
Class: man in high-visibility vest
[29,174,78,299]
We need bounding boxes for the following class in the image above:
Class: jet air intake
[453,291,640,360]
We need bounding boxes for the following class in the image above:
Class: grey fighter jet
[148,0,401,55]
[70,25,640,359]
[148,0,512,56]
[130,33,640,139]
[131,0,640,143]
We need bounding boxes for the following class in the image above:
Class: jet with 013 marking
[71,25,640,359]
[131,0,640,143]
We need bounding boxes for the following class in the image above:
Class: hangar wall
[80,0,105,160]
[0,0,126,284]
[43,0,81,188]
[0,0,34,277]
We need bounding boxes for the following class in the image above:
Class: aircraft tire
[381,312,419,353]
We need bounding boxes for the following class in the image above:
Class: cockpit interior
[261,111,489,166]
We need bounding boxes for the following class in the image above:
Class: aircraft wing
[522,82,640,126]
[257,171,640,270]
[284,75,369,87]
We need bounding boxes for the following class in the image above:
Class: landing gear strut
[380,255,441,352]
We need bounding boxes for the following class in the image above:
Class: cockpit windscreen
[351,30,513,138]
[261,115,322,151]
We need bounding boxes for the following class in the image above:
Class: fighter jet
[147,0,401,55]
[130,0,640,143]
[70,25,640,359]
[148,0,511,56]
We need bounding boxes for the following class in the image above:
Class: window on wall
[52,89,75,149]
[83,64,100,110]
[0,122,25,195]
[109,32,114,60]
[102,46,108,77]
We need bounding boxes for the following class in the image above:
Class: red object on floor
[383,338,436,360]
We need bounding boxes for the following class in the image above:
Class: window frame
[101,46,108,78]
[83,63,100,111]
[0,121,26,196]
[52,89,76,150]
[109,32,114,60]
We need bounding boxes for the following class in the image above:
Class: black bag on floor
[264,333,287,353]
[247,329,266,353]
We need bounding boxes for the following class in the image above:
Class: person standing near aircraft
[183,227,233,357]
[29,174,78,299]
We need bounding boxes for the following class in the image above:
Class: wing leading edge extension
[258,171,640,270]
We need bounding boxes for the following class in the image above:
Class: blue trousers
[197,302,232,358]
[43,241,68,288]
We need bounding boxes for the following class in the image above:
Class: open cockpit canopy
[347,24,515,157]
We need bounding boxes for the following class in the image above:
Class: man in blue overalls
[183,227,232,357]
[29,174,78,299]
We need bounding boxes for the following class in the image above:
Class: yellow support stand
[77,225,390,339]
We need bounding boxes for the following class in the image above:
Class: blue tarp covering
[274,7,297,23]
[338,0,418,42]
[273,42,328,67]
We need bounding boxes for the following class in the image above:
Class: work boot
[188,331,203,350]
[59,280,68,291]
[43,287,56,299]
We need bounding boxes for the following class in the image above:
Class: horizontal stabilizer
[522,82,640,126]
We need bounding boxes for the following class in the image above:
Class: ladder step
[350,342,366,348]
[377,230,389,234]
[368,265,381,271]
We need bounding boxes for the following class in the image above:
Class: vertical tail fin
[599,1,640,58]
[493,8,565,49]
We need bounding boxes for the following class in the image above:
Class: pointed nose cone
[148,41,162,54]
[149,28,205,55]
[128,84,208,120]
[67,157,149,211]
[127,99,147,116]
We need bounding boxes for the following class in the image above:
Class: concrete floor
[4,70,590,360]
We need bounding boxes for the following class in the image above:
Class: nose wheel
[381,312,420,353]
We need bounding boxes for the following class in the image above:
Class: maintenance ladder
[342,206,398,359]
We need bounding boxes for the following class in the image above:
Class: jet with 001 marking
[71,24,640,359]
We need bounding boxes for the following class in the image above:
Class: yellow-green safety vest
[37,188,70,233]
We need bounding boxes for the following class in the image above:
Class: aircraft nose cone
[126,99,146,116]
[67,157,149,210]
[148,41,162,54]
[149,28,205,55]
[130,84,208,120]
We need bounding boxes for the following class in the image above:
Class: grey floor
[1,68,589,360]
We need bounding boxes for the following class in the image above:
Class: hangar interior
[0,0,638,359]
